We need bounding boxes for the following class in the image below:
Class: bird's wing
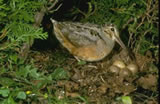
[54,22,102,47]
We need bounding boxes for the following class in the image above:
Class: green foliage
[0,0,48,103]
[64,0,158,59]
[0,77,16,86]
[0,96,16,104]
[0,0,10,23]
[17,91,26,100]
[0,0,48,69]
[0,0,46,24]
[0,88,10,97]
[51,68,69,80]
[78,60,86,65]
[80,0,158,59]
[121,96,132,104]
[116,96,132,104]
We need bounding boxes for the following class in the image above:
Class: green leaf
[16,65,30,78]
[78,61,86,65]
[51,68,69,80]
[9,54,18,63]
[1,96,16,104]
[0,77,16,86]
[29,68,40,79]
[0,88,10,97]
[121,96,132,104]
[0,67,6,75]
[17,91,26,100]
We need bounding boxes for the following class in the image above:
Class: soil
[29,45,158,104]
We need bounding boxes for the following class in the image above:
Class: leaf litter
[29,47,158,104]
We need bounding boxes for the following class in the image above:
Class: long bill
[114,35,136,60]
[114,35,127,50]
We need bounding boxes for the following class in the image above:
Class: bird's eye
[111,27,114,31]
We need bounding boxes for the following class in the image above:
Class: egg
[113,60,126,69]
[127,63,138,75]
[109,65,120,75]
[119,68,132,77]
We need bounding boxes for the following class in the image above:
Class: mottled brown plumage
[51,19,127,61]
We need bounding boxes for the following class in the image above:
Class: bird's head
[102,24,127,49]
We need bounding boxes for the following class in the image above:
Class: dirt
[29,47,158,104]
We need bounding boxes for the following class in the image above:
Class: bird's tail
[50,18,77,53]
[50,18,57,24]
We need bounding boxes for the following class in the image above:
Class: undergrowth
[79,0,158,61]
[0,0,48,103]
[0,0,158,103]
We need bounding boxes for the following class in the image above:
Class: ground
[28,44,158,104]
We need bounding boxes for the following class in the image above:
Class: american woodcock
[51,18,127,62]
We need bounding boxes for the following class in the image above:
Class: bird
[50,18,127,62]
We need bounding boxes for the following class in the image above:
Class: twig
[122,18,134,29]
[49,3,62,13]
[47,0,58,11]
[0,29,7,40]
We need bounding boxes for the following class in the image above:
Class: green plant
[0,0,48,103]
[81,0,158,60]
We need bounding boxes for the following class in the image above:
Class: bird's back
[53,21,103,47]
